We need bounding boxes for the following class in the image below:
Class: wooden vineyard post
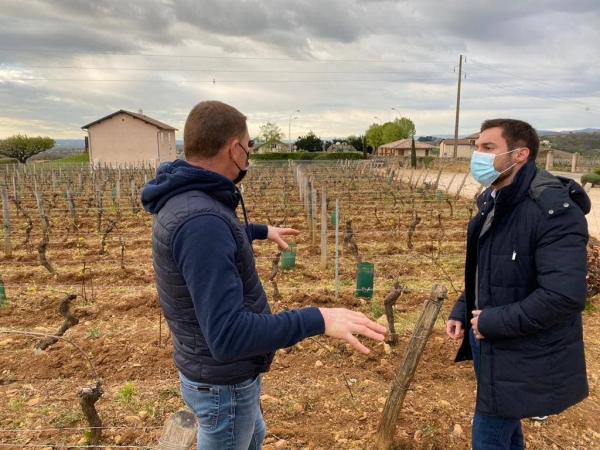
[34,190,56,274]
[375,285,447,450]
[320,186,327,268]
[413,165,425,188]
[434,166,443,190]
[158,409,197,450]
[311,182,317,244]
[115,178,121,216]
[66,185,77,227]
[454,170,471,200]
[1,186,12,257]
[130,180,138,213]
[407,167,415,187]
[445,168,459,195]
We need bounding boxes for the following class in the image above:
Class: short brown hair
[184,101,247,159]
[480,118,539,161]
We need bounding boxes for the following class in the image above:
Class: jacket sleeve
[245,223,268,242]
[477,207,588,340]
[449,291,466,323]
[172,214,324,363]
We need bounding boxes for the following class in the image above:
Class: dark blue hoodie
[142,159,324,384]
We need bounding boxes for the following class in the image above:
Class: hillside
[542,132,600,155]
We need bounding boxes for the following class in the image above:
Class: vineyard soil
[1,162,599,449]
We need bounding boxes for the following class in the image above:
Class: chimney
[138,109,143,115]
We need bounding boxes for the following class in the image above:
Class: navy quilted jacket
[450,161,590,418]
[142,160,324,384]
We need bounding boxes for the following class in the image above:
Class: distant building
[439,138,476,158]
[376,138,434,157]
[326,142,358,152]
[252,140,290,153]
[82,110,177,167]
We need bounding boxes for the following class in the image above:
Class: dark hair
[184,101,247,159]
[480,118,539,161]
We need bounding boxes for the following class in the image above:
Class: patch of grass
[45,153,89,164]
[369,300,384,318]
[86,326,101,339]
[8,396,27,411]
[116,381,138,404]
[158,387,180,401]
[585,301,598,312]
[51,410,84,427]
[81,429,92,445]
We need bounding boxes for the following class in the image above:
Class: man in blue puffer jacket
[141,100,386,450]
[446,118,590,450]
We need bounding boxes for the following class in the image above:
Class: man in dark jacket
[446,119,589,450]
[141,100,386,450]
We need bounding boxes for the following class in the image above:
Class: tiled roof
[82,110,177,131]
[378,138,435,149]
[441,139,473,145]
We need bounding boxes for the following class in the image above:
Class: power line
[1,76,454,84]
[0,47,455,64]
[467,76,599,112]
[469,61,593,98]
[3,65,451,75]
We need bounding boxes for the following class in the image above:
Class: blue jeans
[470,329,524,450]
[179,372,266,450]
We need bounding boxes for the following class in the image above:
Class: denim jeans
[179,372,266,450]
[470,329,524,450]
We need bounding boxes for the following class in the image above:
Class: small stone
[124,415,141,424]
[414,430,422,441]
[438,399,451,408]
[274,439,288,448]
[452,424,463,437]
[314,360,323,368]
[376,315,388,327]
[383,343,392,355]
[26,397,41,406]
[260,394,280,404]
[138,410,148,419]
[114,436,122,444]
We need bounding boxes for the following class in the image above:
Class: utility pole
[453,55,463,158]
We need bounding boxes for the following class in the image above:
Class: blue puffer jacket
[142,160,324,384]
[450,161,590,418]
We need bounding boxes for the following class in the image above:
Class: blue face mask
[470,149,518,186]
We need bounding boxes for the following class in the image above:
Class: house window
[168,133,171,143]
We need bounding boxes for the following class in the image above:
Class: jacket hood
[530,168,591,215]
[141,159,240,214]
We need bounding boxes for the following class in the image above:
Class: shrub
[580,173,600,187]
[593,167,600,176]
[421,156,436,168]
[299,151,316,160]
[313,152,365,160]
[250,151,313,161]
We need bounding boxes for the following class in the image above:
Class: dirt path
[396,168,600,239]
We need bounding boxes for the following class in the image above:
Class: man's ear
[517,147,530,162]
[225,137,238,158]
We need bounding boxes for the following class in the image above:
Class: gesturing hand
[318,308,387,354]
[266,226,300,249]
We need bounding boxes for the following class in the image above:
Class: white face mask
[470,149,518,186]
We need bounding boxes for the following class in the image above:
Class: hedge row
[250,151,366,161]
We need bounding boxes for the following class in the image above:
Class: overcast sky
[1,0,599,140]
